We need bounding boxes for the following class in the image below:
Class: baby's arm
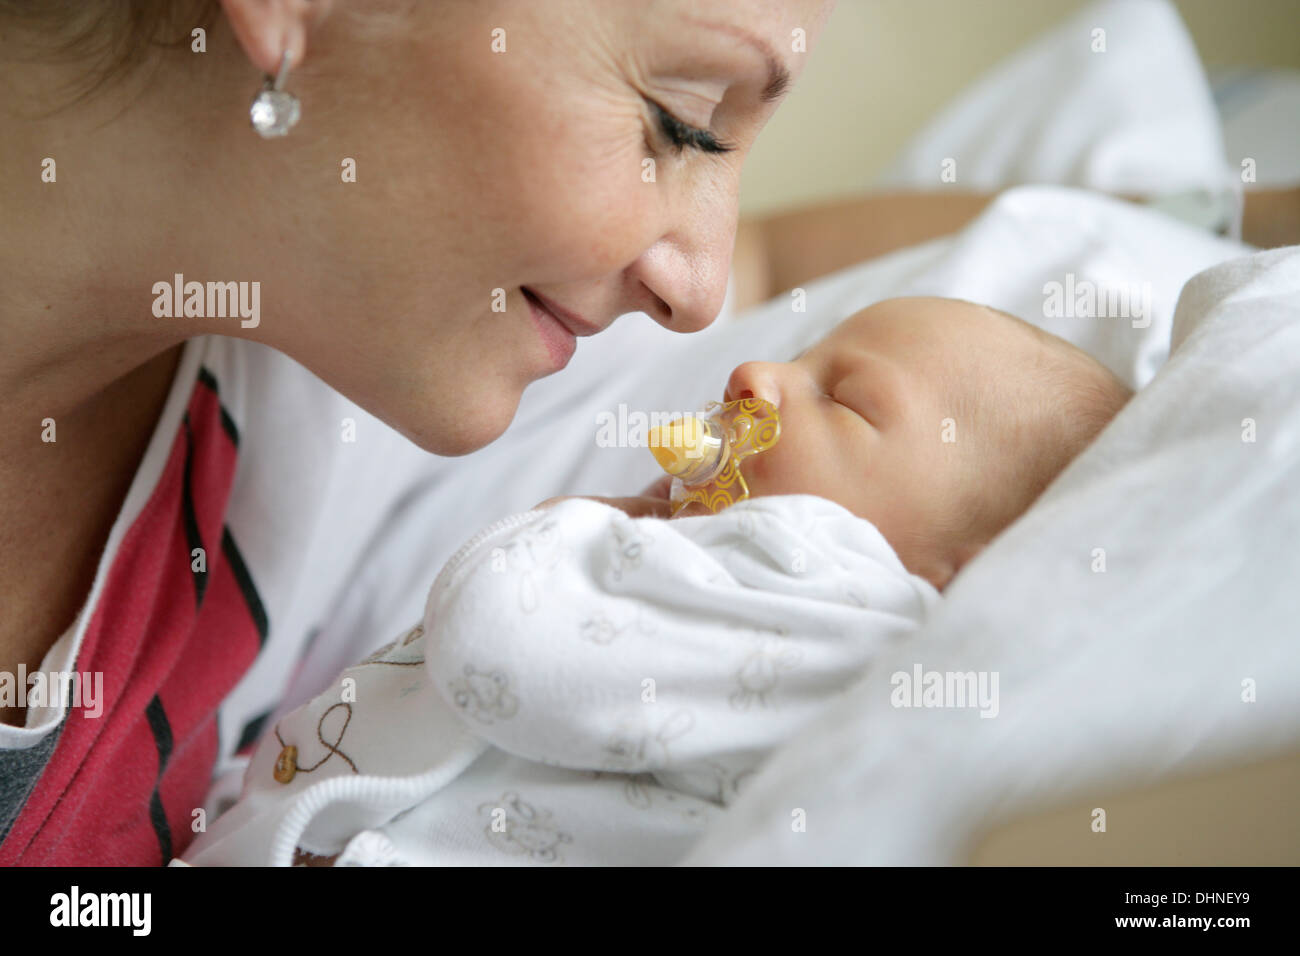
[532,472,673,520]
[424,496,937,801]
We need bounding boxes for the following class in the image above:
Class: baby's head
[722,297,1133,590]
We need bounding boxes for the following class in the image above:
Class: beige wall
[740,0,1300,215]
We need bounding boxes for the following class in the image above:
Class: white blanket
[182,495,938,865]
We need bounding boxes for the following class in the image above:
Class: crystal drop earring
[249,51,300,138]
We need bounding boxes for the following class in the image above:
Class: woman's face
[237,0,831,455]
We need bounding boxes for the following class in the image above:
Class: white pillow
[877,0,1232,198]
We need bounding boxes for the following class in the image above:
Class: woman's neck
[0,62,197,723]
[0,337,183,726]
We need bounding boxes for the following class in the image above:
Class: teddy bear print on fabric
[477,791,573,863]
[447,664,519,724]
[603,709,694,773]
[605,513,654,582]
[578,604,657,646]
[730,632,802,710]
[495,516,566,613]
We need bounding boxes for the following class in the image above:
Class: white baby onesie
[181,494,939,866]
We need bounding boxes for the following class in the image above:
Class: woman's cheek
[561,116,680,264]
[570,162,665,273]
[508,154,661,280]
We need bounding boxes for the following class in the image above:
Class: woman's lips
[522,288,577,370]
[525,288,602,336]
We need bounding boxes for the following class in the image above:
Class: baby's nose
[724,362,783,408]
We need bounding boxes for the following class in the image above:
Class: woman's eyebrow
[685,18,792,103]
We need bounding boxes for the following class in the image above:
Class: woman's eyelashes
[646,99,734,155]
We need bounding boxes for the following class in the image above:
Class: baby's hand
[535,475,673,519]
[639,474,716,518]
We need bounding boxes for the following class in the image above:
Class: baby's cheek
[743,425,865,512]
[741,440,803,498]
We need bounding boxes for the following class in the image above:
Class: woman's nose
[627,183,738,334]
[627,243,731,334]
[725,362,785,407]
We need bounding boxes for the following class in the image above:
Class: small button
[274,744,298,784]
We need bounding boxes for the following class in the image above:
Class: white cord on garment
[268,739,489,867]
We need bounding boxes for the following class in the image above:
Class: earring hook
[271,50,292,92]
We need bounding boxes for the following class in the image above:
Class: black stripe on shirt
[145,695,174,865]
[235,710,271,754]
[180,414,208,607]
[196,365,240,447]
[222,527,269,649]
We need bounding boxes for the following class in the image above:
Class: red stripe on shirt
[0,371,264,866]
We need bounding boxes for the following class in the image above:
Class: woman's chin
[401,392,521,457]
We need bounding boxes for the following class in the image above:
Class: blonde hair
[951,310,1134,542]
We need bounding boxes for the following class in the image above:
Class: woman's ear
[219,0,332,77]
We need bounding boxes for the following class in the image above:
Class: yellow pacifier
[648,397,781,516]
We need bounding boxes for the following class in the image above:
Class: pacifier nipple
[647,397,781,516]
[648,416,704,475]
[648,415,725,483]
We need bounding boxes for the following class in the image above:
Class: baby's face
[716,297,1042,587]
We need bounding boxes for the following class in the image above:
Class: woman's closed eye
[646,99,734,154]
